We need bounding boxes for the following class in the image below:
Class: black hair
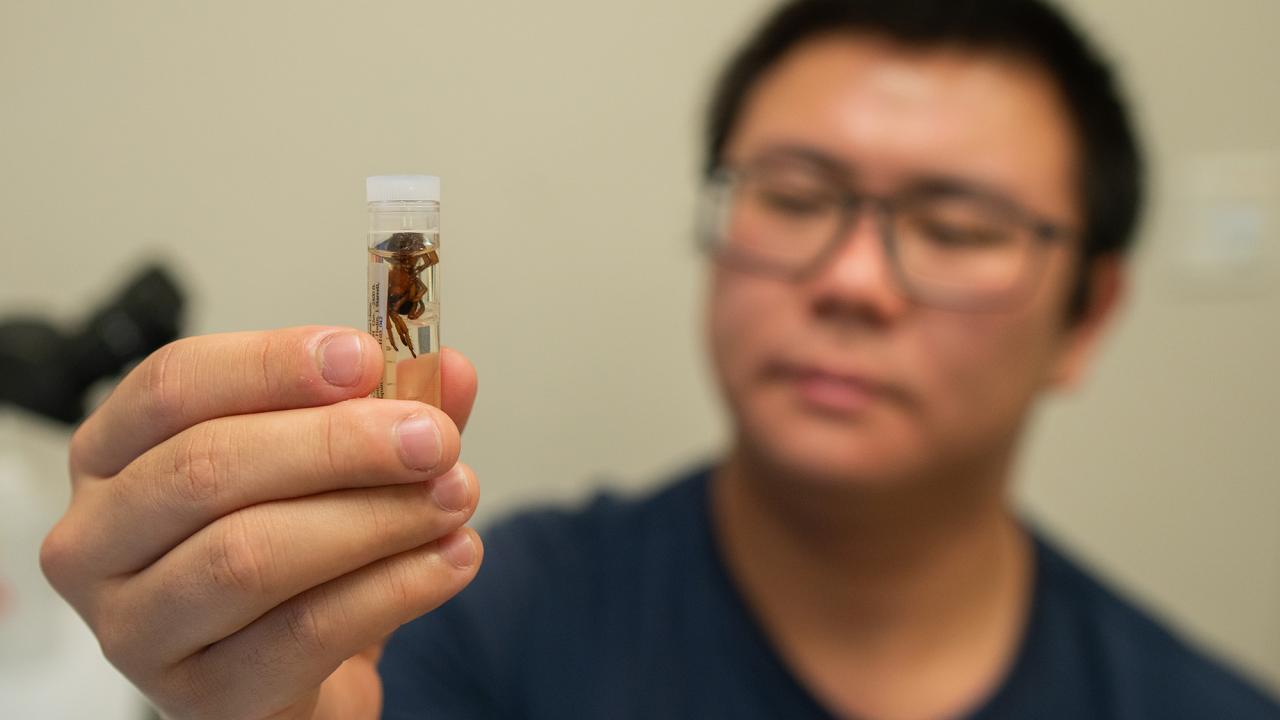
[706,0,1144,318]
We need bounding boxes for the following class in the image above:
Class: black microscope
[0,265,185,425]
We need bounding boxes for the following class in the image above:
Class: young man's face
[707,34,1120,488]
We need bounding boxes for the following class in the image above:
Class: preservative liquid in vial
[366,175,441,406]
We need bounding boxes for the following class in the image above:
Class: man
[41,1,1280,719]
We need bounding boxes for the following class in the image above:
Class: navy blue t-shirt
[380,467,1280,719]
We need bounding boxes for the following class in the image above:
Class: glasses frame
[697,165,1076,311]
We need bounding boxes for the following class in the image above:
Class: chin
[755,444,920,491]
[734,401,928,491]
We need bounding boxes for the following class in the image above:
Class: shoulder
[1032,532,1280,719]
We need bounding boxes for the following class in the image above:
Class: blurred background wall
[1,0,1276,714]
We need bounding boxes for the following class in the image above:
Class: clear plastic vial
[366,175,441,406]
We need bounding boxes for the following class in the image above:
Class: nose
[802,203,911,327]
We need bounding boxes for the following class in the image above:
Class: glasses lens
[707,169,844,272]
[894,193,1033,300]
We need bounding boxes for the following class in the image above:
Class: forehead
[725,34,1079,221]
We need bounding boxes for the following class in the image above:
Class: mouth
[767,361,901,416]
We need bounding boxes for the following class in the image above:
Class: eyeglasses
[696,159,1074,310]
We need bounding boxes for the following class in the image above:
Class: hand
[40,326,483,720]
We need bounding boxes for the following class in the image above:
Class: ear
[1047,255,1127,390]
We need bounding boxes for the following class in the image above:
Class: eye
[916,219,1010,248]
[750,184,835,219]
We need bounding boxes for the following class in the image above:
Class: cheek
[707,272,795,405]
[708,274,763,390]
[915,305,1066,455]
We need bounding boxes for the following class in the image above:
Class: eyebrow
[742,143,855,182]
[905,176,1027,216]
[741,142,1028,215]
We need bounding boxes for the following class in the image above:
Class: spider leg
[390,311,417,358]
[385,299,401,352]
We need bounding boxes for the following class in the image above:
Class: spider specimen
[381,231,438,357]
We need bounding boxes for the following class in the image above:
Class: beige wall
[2,0,1276,693]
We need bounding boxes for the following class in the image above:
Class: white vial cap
[366,175,441,202]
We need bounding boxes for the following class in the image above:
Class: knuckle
[356,489,397,539]
[141,339,193,426]
[320,399,382,476]
[67,424,96,479]
[245,327,320,400]
[319,403,346,477]
[89,592,149,675]
[156,660,218,720]
[169,424,230,511]
[378,558,422,616]
[281,596,329,657]
[205,514,271,597]
[95,608,135,669]
[38,520,79,591]
[251,332,277,397]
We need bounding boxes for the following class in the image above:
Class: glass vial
[366,175,441,406]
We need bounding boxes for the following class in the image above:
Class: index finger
[72,326,382,479]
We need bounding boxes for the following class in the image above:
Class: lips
[770,362,897,415]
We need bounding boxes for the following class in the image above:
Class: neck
[710,445,1033,719]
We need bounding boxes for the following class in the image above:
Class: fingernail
[396,415,443,471]
[431,466,470,512]
[439,532,475,569]
[317,333,364,387]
